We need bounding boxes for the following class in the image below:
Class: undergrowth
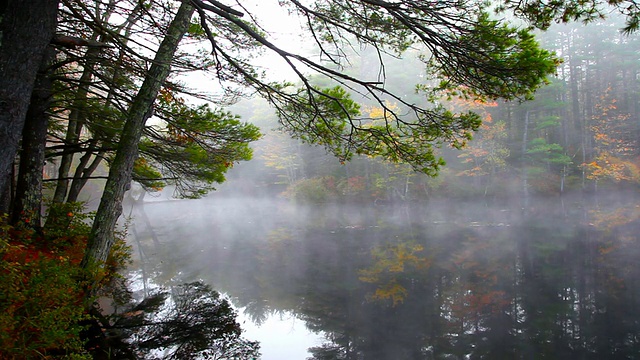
[0,203,131,359]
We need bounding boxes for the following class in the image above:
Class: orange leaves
[167,123,193,145]
[583,86,638,184]
[344,176,367,195]
[158,87,184,106]
[587,87,637,185]
[587,161,600,169]
[450,290,510,318]
[447,93,497,124]
[582,152,640,183]
[1,236,86,267]
[456,165,488,178]
[456,120,509,177]
[590,205,640,231]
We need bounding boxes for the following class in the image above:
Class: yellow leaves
[587,161,601,169]
[359,241,431,306]
[366,101,399,120]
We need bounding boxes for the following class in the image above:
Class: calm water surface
[127,193,640,359]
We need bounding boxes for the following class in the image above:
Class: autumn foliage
[0,203,130,359]
[0,227,89,358]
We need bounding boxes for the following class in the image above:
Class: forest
[0,0,639,358]
[225,15,640,204]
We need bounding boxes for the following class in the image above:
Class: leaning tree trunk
[11,47,55,227]
[0,0,59,215]
[81,0,195,269]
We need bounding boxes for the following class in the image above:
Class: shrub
[283,177,337,203]
[0,203,132,359]
[0,234,91,359]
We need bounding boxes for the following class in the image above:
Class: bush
[0,203,132,359]
[283,177,338,203]
[0,234,90,359]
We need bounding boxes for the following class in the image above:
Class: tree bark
[81,0,195,268]
[0,0,59,215]
[11,47,55,227]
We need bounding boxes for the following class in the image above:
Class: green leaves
[187,20,207,39]
[433,12,560,102]
[277,86,359,161]
[259,2,560,176]
[138,95,261,198]
[497,0,640,34]
[526,137,572,165]
[276,85,485,175]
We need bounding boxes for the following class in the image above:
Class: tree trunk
[81,0,195,268]
[11,47,55,227]
[522,110,531,210]
[0,0,59,214]
[54,3,148,204]
[66,148,105,203]
[52,46,103,203]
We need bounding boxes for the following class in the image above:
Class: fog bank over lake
[125,188,640,359]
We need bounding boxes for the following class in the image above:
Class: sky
[239,311,326,360]
[178,0,311,105]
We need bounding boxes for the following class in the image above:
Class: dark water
[127,193,640,359]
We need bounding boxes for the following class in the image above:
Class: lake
[126,192,640,359]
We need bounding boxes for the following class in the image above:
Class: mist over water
[102,9,640,359]
[125,187,640,359]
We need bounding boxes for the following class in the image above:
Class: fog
[115,11,640,360]
[122,181,640,359]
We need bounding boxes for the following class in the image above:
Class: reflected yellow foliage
[590,205,640,231]
[267,227,293,244]
[371,281,408,306]
[359,242,431,306]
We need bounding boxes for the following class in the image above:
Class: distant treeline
[223,14,640,203]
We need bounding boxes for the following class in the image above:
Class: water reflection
[128,194,640,359]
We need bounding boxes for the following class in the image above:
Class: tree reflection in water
[130,196,640,359]
[97,281,260,359]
